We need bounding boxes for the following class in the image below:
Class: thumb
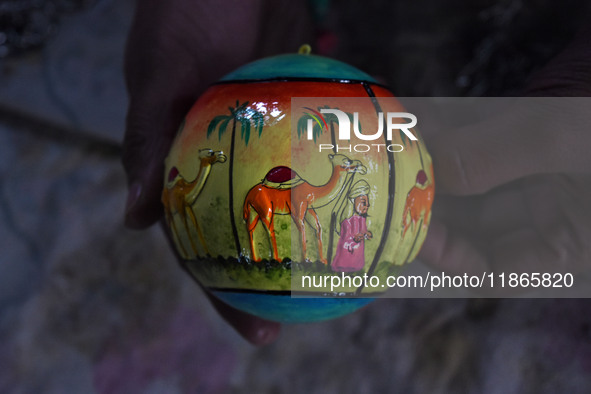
[431,99,591,196]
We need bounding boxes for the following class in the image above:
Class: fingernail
[252,323,280,346]
[254,327,272,345]
[125,182,142,216]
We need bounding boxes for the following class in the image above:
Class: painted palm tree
[207,100,264,257]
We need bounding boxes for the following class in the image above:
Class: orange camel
[243,154,367,263]
[162,149,227,259]
[402,166,434,238]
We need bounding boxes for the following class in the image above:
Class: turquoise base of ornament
[211,291,375,323]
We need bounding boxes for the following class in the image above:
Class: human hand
[122,0,313,344]
[354,233,365,243]
[365,231,372,240]
[418,21,591,288]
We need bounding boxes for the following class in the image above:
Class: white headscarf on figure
[348,180,370,201]
[335,179,371,234]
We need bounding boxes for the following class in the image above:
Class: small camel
[243,154,367,263]
[402,166,434,238]
[162,149,227,259]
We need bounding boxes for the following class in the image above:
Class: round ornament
[162,46,434,322]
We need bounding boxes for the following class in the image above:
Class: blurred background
[2,0,591,392]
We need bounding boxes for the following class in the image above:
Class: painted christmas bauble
[162,46,434,322]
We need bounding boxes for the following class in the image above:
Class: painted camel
[162,149,227,259]
[402,166,434,238]
[243,154,367,263]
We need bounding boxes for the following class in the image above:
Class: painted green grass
[184,256,397,295]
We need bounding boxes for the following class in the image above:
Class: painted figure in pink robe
[331,180,372,272]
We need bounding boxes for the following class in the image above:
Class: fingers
[432,182,530,240]
[418,181,529,275]
[419,17,591,290]
[122,1,197,228]
[122,0,267,229]
[431,99,591,196]
[419,174,591,290]
[418,217,560,294]
[431,109,531,196]
[431,18,591,196]
[418,221,555,297]
[418,218,489,276]
[206,293,281,346]
[123,92,197,229]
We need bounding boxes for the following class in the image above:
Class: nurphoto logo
[303,107,418,153]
